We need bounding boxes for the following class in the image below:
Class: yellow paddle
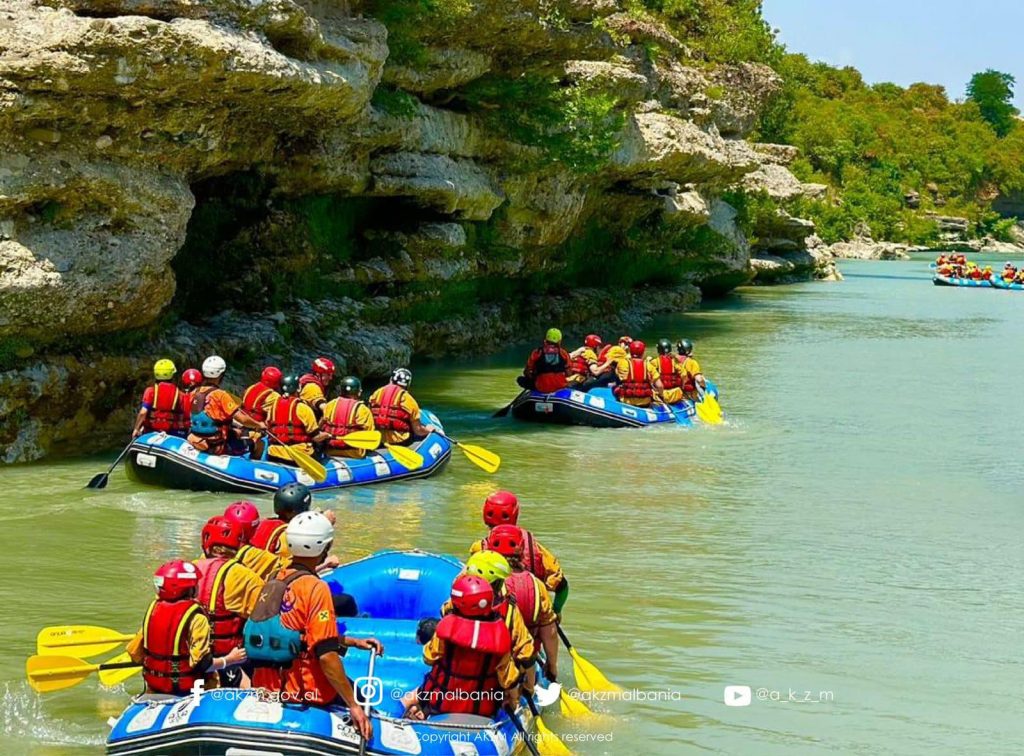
[26,654,140,694]
[336,430,382,450]
[36,625,133,659]
[98,651,142,687]
[441,435,501,473]
[265,430,327,482]
[556,626,619,693]
[559,687,593,718]
[384,444,424,471]
[525,696,571,756]
[695,392,723,426]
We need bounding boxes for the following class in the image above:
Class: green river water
[2,256,1021,755]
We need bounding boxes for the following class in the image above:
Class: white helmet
[391,367,412,388]
[286,511,334,557]
[201,355,227,378]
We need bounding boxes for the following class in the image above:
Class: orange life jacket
[505,571,541,633]
[372,384,412,433]
[195,557,244,657]
[249,518,287,553]
[323,398,364,450]
[241,382,276,423]
[147,382,187,434]
[657,355,681,390]
[268,397,313,446]
[141,599,204,695]
[421,613,511,717]
[613,358,653,400]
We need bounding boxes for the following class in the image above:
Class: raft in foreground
[107,550,527,756]
[126,411,451,493]
[508,385,719,428]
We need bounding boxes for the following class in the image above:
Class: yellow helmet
[545,327,562,343]
[465,550,511,584]
[153,359,177,381]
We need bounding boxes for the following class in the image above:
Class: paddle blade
[98,652,141,688]
[85,473,108,490]
[534,715,572,756]
[26,655,98,693]
[695,399,723,426]
[338,430,382,451]
[559,689,592,718]
[36,626,132,659]
[385,444,424,471]
[285,446,327,482]
[456,442,501,474]
[570,648,620,693]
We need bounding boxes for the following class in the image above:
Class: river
[2,256,1021,755]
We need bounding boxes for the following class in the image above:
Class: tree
[966,69,1018,137]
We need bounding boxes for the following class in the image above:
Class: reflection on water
[2,257,1023,753]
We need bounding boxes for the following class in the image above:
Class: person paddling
[519,328,570,393]
[249,512,383,740]
[567,334,602,387]
[126,560,246,694]
[368,368,437,446]
[468,491,568,613]
[613,339,657,407]
[675,339,707,401]
[298,357,336,419]
[188,356,266,456]
[265,375,330,464]
[321,376,376,459]
[239,484,340,577]
[132,359,189,439]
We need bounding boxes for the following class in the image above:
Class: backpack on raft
[189,389,220,437]
[243,571,307,665]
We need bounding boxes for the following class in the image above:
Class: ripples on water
[2,257,1023,754]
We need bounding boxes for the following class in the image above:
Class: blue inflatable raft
[990,277,1024,290]
[509,384,718,428]
[126,411,451,494]
[932,274,993,288]
[106,550,528,756]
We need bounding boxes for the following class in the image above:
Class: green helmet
[677,339,693,355]
[280,374,300,396]
[545,327,562,343]
[656,338,672,355]
[466,550,511,585]
[339,375,362,397]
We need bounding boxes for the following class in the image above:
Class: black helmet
[391,367,412,388]
[656,338,672,355]
[339,375,362,397]
[677,339,693,355]
[273,482,312,517]
[280,374,300,396]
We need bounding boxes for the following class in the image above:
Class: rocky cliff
[0,0,823,461]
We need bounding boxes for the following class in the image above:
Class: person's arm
[319,651,372,740]
[224,564,266,617]
[539,622,559,681]
[126,630,144,664]
[408,398,436,436]
[343,635,385,657]
[234,407,266,431]
[132,407,149,437]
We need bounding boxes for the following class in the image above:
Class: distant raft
[126,410,451,493]
[932,274,993,288]
[989,277,1024,290]
[106,550,529,756]
[507,384,719,428]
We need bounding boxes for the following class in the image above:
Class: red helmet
[450,575,494,618]
[181,368,202,388]
[584,334,602,350]
[223,501,260,543]
[487,524,525,558]
[618,335,632,346]
[312,357,335,377]
[629,339,646,357]
[261,366,283,390]
[483,491,520,527]
[201,515,245,553]
[153,560,199,600]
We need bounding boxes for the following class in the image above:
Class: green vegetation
[967,70,1018,137]
[754,56,1024,243]
[371,86,420,119]
[361,0,472,65]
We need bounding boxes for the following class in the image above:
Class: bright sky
[761,0,1024,109]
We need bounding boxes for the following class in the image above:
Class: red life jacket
[613,358,653,400]
[195,557,244,656]
[567,354,589,377]
[141,599,204,695]
[520,529,548,585]
[146,382,187,434]
[250,518,287,553]
[372,385,412,433]
[323,398,364,450]
[678,356,697,393]
[531,343,567,375]
[421,613,511,717]
[298,374,325,396]
[657,355,682,390]
[242,382,276,423]
[269,397,313,445]
[597,345,612,362]
[505,571,541,633]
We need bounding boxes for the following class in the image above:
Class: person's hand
[321,509,337,526]
[132,428,142,438]
[350,705,373,740]
[257,421,269,432]
[543,659,558,683]
[225,646,247,667]
[318,554,340,570]
[349,637,385,657]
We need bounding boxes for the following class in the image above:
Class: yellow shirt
[234,544,289,581]
[441,587,535,666]
[469,535,564,592]
[599,345,628,373]
[615,357,659,383]
[367,386,422,445]
[321,399,375,458]
[299,382,326,409]
[213,561,265,617]
[267,399,321,460]
[679,356,701,378]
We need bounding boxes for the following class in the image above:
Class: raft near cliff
[932,275,994,288]
[126,413,450,494]
[506,385,718,428]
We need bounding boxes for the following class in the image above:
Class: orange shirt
[199,387,239,423]
[252,566,340,705]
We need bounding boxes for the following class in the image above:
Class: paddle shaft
[32,660,139,680]
[358,649,376,756]
[87,439,135,488]
[555,624,574,651]
[509,710,542,756]
[493,390,529,418]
